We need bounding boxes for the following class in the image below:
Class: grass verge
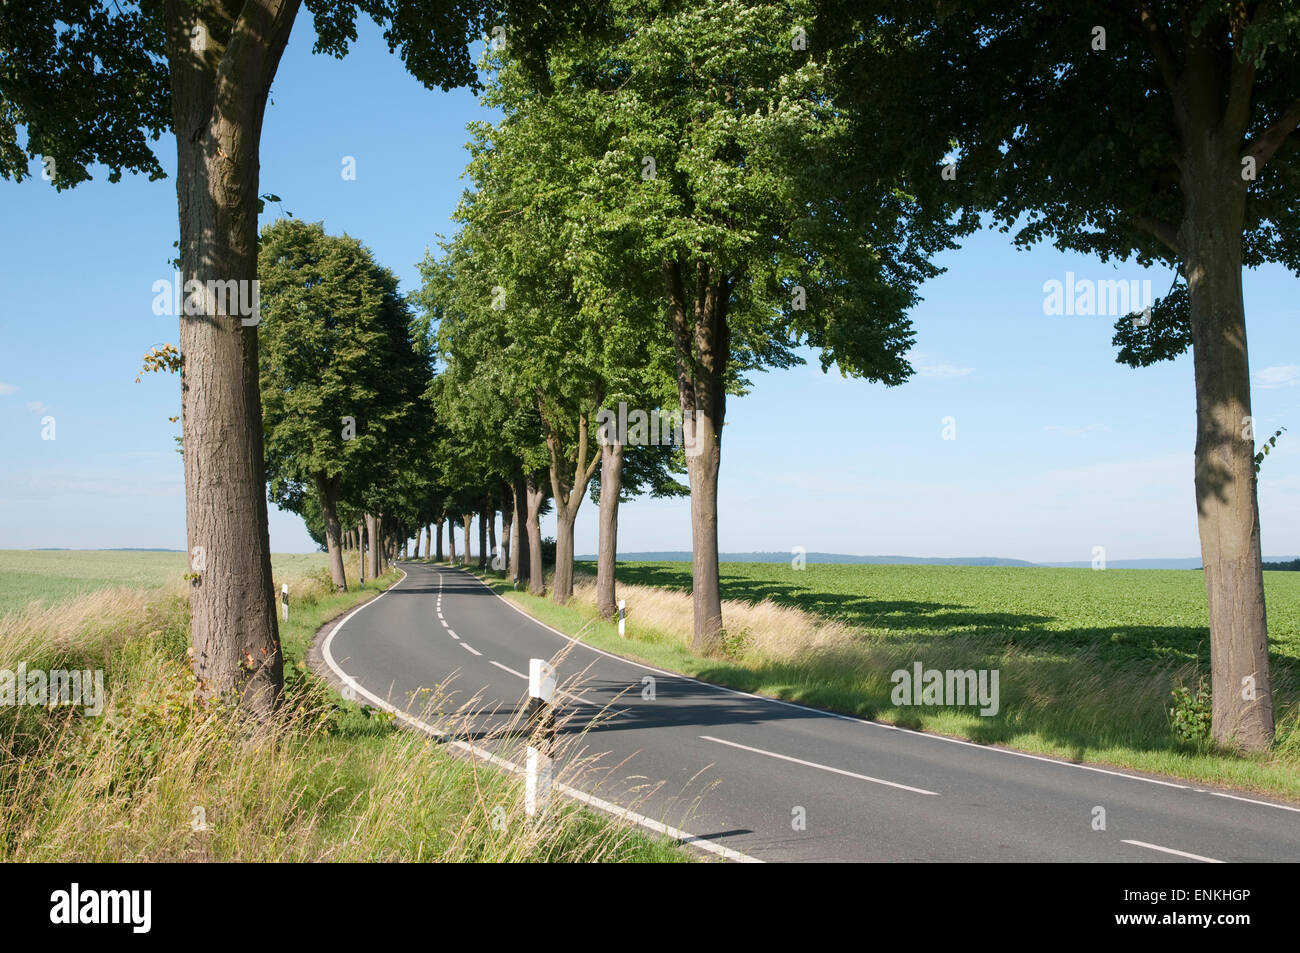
[0,558,688,862]
[460,561,1300,804]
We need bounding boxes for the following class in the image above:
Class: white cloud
[1257,365,1299,389]
[0,382,17,396]
[25,401,48,413]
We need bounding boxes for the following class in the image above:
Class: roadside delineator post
[525,658,556,817]
[618,599,626,638]
[281,583,289,622]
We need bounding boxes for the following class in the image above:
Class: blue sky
[1,17,1296,563]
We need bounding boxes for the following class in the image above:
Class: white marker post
[618,599,626,638]
[525,658,556,817]
[281,583,289,622]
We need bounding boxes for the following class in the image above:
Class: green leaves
[258,219,431,513]
[1111,280,1192,368]
[0,1,170,189]
[1255,427,1287,474]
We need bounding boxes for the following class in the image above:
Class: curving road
[312,561,1300,863]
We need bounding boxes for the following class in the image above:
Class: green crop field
[0,550,329,614]
[588,560,1300,670]
[487,559,1300,797]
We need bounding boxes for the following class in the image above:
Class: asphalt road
[314,561,1300,863]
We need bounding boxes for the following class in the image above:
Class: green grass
[0,549,329,614]
[603,560,1300,671]
[468,560,1300,802]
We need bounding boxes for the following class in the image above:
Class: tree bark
[357,520,366,586]
[163,0,300,715]
[554,507,577,602]
[595,439,624,619]
[315,472,347,591]
[479,502,490,570]
[525,471,546,596]
[462,514,472,567]
[425,523,432,561]
[446,515,456,564]
[366,512,380,581]
[664,259,728,653]
[436,517,445,562]
[1180,130,1274,750]
[544,406,602,604]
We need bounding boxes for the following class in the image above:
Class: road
[314,561,1300,862]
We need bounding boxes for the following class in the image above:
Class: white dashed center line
[490,660,527,679]
[1121,840,1225,863]
[700,735,941,796]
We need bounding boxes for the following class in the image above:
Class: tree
[827,1,1300,750]
[474,0,956,650]
[259,219,430,592]
[1,0,487,714]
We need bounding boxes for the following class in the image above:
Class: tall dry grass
[0,571,685,862]
[559,572,1211,752]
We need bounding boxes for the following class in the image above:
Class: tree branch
[1134,212,1182,256]
[1244,96,1300,169]
[1136,2,1180,95]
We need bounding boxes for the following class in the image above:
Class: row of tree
[6,1,1296,752]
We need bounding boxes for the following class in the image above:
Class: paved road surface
[314,562,1300,862]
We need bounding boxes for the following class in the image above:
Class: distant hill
[577,552,1300,570]
[581,551,1037,566]
[1264,559,1300,571]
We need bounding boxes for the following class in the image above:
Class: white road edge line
[702,734,941,796]
[320,565,761,864]
[454,568,1300,810]
[1210,790,1300,814]
[1121,839,1225,863]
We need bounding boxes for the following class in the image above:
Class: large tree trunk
[366,513,380,581]
[545,407,602,604]
[164,0,300,716]
[447,516,456,564]
[665,260,728,654]
[525,471,546,596]
[479,503,490,570]
[436,517,445,562]
[553,508,577,602]
[1180,137,1273,751]
[595,439,624,619]
[510,474,529,586]
[357,520,366,586]
[425,523,432,561]
[462,514,472,567]
[411,525,420,559]
[315,472,347,591]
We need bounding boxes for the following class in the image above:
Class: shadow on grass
[579,561,1300,768]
